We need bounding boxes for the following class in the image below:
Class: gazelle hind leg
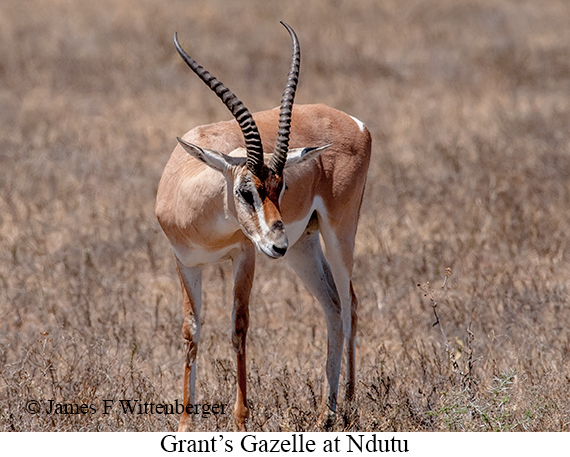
[285,215,343,425]
[175,260,203,432]
[318,221,358,402]
[347,283,358,400]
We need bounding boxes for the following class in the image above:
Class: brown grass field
[1,0,570,432]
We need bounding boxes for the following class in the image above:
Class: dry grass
[1,0,570,431]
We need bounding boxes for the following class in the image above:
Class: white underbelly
[173,242,240,267]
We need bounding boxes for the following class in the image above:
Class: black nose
[272,245,287,257]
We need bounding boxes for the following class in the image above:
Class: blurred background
[1,0,569,431]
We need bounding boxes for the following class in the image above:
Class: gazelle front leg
[231,243,255,430]
[176,260,203,432]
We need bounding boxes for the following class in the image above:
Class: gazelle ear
[284,143,333,168]
[177,137,243,172]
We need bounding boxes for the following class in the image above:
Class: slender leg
[318,222,358,403]
[231,243,255,430]
[346,283,358,401]
[285,218,343,425]
[176,259,202,432]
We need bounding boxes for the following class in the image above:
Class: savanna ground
[1,0,570,432]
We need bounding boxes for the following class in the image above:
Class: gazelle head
[174,22,330,259]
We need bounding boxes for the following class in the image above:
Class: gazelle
[156,22,371,431]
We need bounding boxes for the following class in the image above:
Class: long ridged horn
[174,33,265,175]
[269,21,301,176]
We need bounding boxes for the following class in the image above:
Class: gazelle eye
[239,188,255,207]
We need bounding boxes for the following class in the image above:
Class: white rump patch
[350,115,366,132]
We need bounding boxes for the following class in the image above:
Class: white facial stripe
[234,173,288,259]
[235,178,268,243]
[253,192,270,234]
